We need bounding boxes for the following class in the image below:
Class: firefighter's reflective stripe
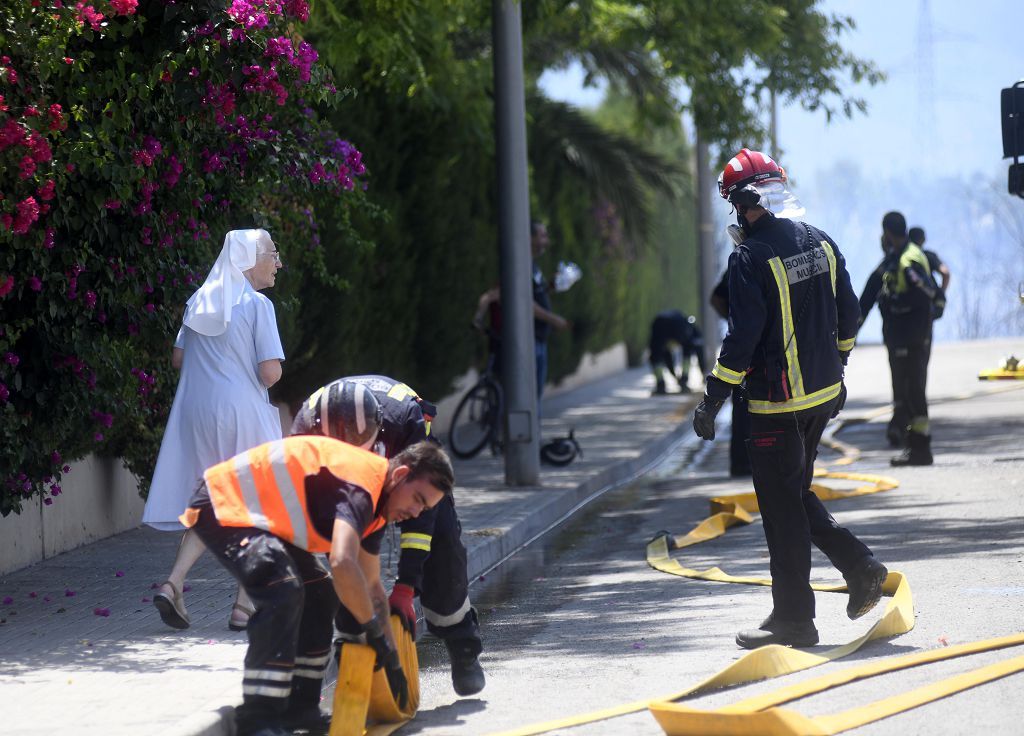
[423,596,471,628]
[400,532,432,552]
[748,380,843,415]
[838,337,856,352]
[294,652,331,680]
[768,256,806,398]
[243,667,293,698]
[712,361,745,385]
[821,240,838,296]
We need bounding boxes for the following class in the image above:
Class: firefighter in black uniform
[692,149,888,649]
[709,270,751,477]
[292,375,485,697]
[859,212,939,466]
[648,309,706,394]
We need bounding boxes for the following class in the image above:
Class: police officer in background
[859,212,939,466]
[693,149,888,649]
[292,376,485,697]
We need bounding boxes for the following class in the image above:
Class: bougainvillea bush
[0,0,368,515]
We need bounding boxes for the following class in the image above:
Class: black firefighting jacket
[706,212,860,415]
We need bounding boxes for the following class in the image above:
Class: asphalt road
[403,341,1024,735]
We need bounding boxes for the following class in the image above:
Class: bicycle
[448,341,504,459]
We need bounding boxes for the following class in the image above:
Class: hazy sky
[539,0,1024,342]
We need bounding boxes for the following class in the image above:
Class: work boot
[445,638,485,696]
[885,421,906,448]
[735,614,818,650]
[652,379,667,396]
[844,556,888,620]
[890,431,932,467]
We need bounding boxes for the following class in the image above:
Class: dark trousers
[888,338,931,435]
[337,494,480,646]
[746,401,872,621]
[730,388,751,476]
[193,507,338,730]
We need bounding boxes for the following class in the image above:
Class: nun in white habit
[144,228,285,631]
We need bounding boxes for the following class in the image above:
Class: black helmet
[311,379,382,450]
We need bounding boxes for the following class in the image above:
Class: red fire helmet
[717,149,784,202]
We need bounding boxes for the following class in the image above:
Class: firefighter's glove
[831,382,847,419]
[388,583,417,637]
[363,614,409,709]
[693,396,725,441]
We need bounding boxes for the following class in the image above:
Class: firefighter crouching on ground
[859,212,939,466]
[692,148,889,649]
[292,375,485,697]
[648,309,707,395]
[181,389,455,736]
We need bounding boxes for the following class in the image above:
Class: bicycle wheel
[448,379,501,459]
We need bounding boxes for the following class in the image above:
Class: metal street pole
[695,132,721,373]
[492,0,539,485]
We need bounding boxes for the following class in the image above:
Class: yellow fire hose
[329,614,420,736]
[489,461,1023,736]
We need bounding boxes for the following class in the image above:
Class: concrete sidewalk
[0,365,699,736]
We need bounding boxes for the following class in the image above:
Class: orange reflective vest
[180,435,389,553]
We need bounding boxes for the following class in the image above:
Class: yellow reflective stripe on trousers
[748,380,843,415]
[767,257,805,397]
[838,337,855,352]
[821,240,837,296]
[711,361,745,385]
[400,532,432,552]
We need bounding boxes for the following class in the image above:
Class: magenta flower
[114,571,124,578]
[93,607,110,617]
[0,275,13,298]
[0,383,8,403]
[28,276,42,291]
[4,352,19,367]
[110,0,137,16]
[84,290,97,309]
[104,200,121,210]
[64,589,75,597]
[43,498,52,505]
[2,596,12,605]
[29,592,37,598]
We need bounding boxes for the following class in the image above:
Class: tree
[0,0,369,515]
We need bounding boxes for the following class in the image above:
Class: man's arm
[328,518,375,625]
[358,545,396,649]
[858,266,883,325]
[533,302,569,330]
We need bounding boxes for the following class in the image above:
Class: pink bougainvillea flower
[4,352,19,367]
[44,498,53,505]
[0,383,9,403]
[114,571,124,577]
[65,588,76,597]
[182,584,192,592]
[28,276,42,291]
[2,596,12,605]
[29,592,37,598]
[109,0,137,15]
[103,200,121,210]
[63,57,74,64]
[93,607,110,617]
[43,596,51,602]
[0,275,13,298]
[141,596,151,603]
[150,582,159,590]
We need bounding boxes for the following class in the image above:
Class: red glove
[388,583,416,636]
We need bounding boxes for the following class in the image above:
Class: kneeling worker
[181,427,455,736]
[293,375,485,697]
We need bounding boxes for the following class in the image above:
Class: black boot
[886,421,907,448]
[445,637,485,696]
[735,614,818,650]
[844,556,888,619]
[891,431,932,466]
[652,379,667,396]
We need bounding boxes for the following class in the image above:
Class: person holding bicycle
[291,375,486,698]
[472,220,570,398]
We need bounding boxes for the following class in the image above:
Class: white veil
[182,229,271,336]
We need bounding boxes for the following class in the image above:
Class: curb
[462,419,698,582]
